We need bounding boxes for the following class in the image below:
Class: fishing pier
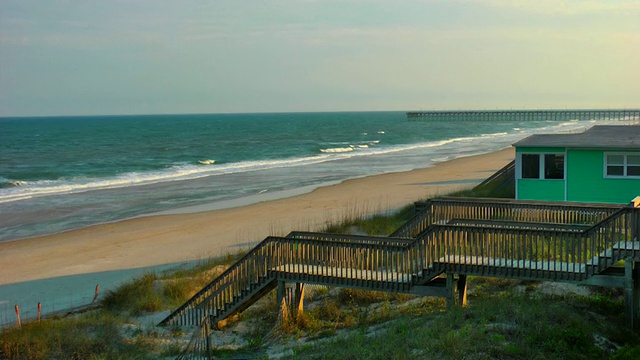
[406,109,640,122]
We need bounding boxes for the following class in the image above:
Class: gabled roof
[513,125,640,149]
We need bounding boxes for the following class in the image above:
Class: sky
[0,0,638,117]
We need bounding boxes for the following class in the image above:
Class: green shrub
[0,312,153,360]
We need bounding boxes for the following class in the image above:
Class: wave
[2,117,631,205]
[320,147,355,153]
[319,141,372,153]
[480,132,508,137]
[0,153,347,203]
[0,178,27,189]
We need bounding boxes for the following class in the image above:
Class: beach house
[513,125,640,204]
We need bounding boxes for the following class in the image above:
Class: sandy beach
[0,148,513,322]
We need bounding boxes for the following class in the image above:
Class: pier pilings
[407,109,640,122]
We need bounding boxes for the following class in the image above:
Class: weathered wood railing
[161,199,636,328]
[288,231,413,245]
[393,197,622,238]
[159,233,415,327]
[412,206,638,282]
[176,316,212,360]
[476,160,515,188]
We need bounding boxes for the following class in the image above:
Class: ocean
[0,111,632,242]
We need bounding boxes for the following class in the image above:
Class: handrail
[477,160,515,188]
[408,205,638,282]
[287,231,413,245]
[392,197,620,238]
[160,233,412,326]
[446,218,591,232]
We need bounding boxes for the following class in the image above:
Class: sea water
[0,111,631,242]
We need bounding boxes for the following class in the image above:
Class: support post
[633,261,640,330]
[294,283,305,319]
[446,274,455,308]
[276,280,285,309]
[624,260,639,330]
[204,317,213,360]
[457,275,468,307]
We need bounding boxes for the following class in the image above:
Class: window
[520,153,564,180]
[544,154,565,179]
[606,153,640,178]
[522,154,540,179]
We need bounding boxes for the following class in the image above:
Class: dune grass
[290,280,640,360]
[0,254,245,359]
[4,178,640,359]
[324,204,415,236]
[0,311,155,360]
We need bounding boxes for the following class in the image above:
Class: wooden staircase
[160,198,639,329]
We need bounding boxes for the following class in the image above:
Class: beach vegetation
[289,280,639,359]
[4,182,640,358]
[0,311,153,360]
[3,253,640,360]
[324,204,415,236]
[449,167,515,199]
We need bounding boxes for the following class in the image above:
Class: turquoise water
[0,111,623,241]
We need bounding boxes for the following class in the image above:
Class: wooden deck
[161,197,640,333]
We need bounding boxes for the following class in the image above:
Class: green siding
[566,149,640,204]
[515,147,566,201]
[516,147,640,204]
[517,179,564,201]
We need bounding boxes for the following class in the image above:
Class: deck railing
[159,233,413,327]
[410,205,638,282]
[393,197,622,238]
[161,199,637,327]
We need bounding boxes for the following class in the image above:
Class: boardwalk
[406,109,640,122]
[161,197,640,337]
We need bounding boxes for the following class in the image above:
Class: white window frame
[516,152,565,180]
[604,152,640,179]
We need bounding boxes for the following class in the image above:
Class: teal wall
[566,149,640,204]
[516,147,640,204]
[517,179,565,201]
[516,147,566,201]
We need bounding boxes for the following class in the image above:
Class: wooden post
[457,275,468,307]
[633,261,640,330]
[276,280,285,309]
[294,283,305,319]
[204,316,213,360]
[624,260,638,330]
[15,305,21,329]
[446,274,455,308]
[92,284,99,304]
[37,302,42,323]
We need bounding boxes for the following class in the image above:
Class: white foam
[320,147,355,153]
[2,117,632,205]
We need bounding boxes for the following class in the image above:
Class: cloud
[470,0,640,15]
